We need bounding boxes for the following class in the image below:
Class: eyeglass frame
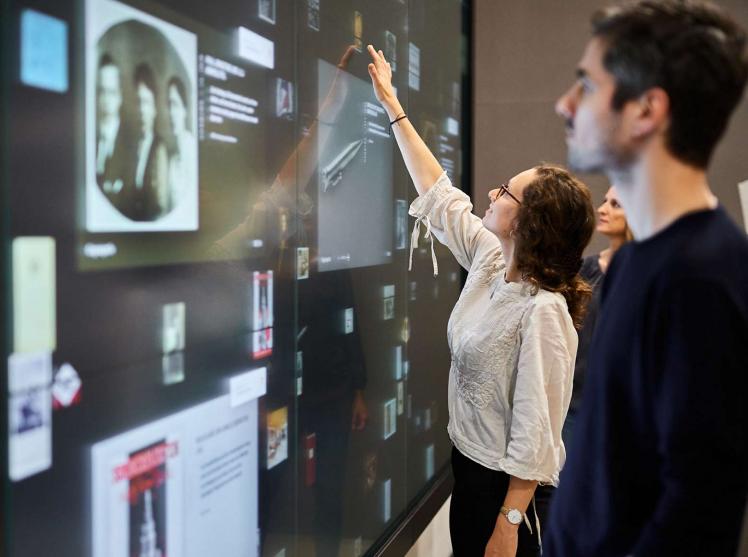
[492,182,522,206]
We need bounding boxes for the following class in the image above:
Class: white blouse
[409,173,577,486]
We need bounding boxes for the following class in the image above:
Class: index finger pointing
[367,44,381,62]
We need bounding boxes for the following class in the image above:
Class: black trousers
[449,447,554,557]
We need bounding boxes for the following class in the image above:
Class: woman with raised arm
[367,45,595,557]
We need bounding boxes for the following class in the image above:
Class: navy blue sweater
[544,207,748,556]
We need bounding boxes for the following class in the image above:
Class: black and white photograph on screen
[275,78,294,120]
[162,352,185,386]
[10,388,46,435]
[385,31,397,72]
[258,0,276,24]
[297,247,309,279]
[382,284,395,320]
[343,307,354,334]
[86,0,198,232]
[383,399,396,440]
[161,302,185,354]
[307,0,320,31]
[395,199,407,249]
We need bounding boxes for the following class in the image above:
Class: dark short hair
[167,76,188,108]
[591,0,748,169]
[133,63,157,97]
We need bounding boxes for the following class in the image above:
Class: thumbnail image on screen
[316,59,393,272]
[91,395,260,557]
[86,0,198,232]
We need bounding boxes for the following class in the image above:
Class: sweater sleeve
[632,280,748,556]
[499,295,577,485]
[408,172,501,274]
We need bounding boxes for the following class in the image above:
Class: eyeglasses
[494,182,521,206]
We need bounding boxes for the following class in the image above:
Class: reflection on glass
[2,1,466,556]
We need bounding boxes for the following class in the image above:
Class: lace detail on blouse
[451,286,529,409]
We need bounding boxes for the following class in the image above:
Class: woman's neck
[500,238,522,282]
[599,235,626,272]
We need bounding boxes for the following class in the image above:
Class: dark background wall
[473,0,748,255]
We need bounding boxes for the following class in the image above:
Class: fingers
[367,44,379,62]
[367,44,386,70]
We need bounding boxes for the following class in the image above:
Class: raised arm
[367,45,443,196]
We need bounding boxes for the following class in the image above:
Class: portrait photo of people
[86,0,198,232]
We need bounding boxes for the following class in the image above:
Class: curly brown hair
[513,165,596,328]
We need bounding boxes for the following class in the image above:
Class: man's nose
[555,85,578,122]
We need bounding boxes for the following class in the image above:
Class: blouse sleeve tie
[409,214,439,277]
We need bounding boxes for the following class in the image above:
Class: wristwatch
[499,506,524,526]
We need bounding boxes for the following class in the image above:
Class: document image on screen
[317,59,393,271]
[85,0,198,232]
[91,395,259,557]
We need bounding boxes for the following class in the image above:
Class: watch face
[507,509,523,525]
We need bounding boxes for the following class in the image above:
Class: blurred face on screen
[97,65,122,123]
[168,84,187,137]
[136,83,157,137]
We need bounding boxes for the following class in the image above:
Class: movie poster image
[127,441,169,557]
[275,78,294,119]
[86,0,198,232]
[266,406,288,469]
[252,327,273,359]
[251,271,274,331]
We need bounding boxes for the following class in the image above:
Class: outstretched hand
[367,44,396,107]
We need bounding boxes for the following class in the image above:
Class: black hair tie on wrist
[389,113,407,135]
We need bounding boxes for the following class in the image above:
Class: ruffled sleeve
[408,172,501,276]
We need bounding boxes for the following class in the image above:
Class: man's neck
[607,144,717,241]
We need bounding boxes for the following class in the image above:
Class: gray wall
[473,0,748,255]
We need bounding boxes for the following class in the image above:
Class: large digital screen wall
[1,1,468,555]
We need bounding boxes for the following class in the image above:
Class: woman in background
[563,186,632,446]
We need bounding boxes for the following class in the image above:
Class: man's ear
[630,87,670,139]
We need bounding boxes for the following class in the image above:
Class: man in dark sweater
[546,2,748,556]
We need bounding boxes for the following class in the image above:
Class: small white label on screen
[237,27,275,69]
[229,367,267,407]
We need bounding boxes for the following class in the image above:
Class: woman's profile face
[483,168,534,240]
[596,186,627,237]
